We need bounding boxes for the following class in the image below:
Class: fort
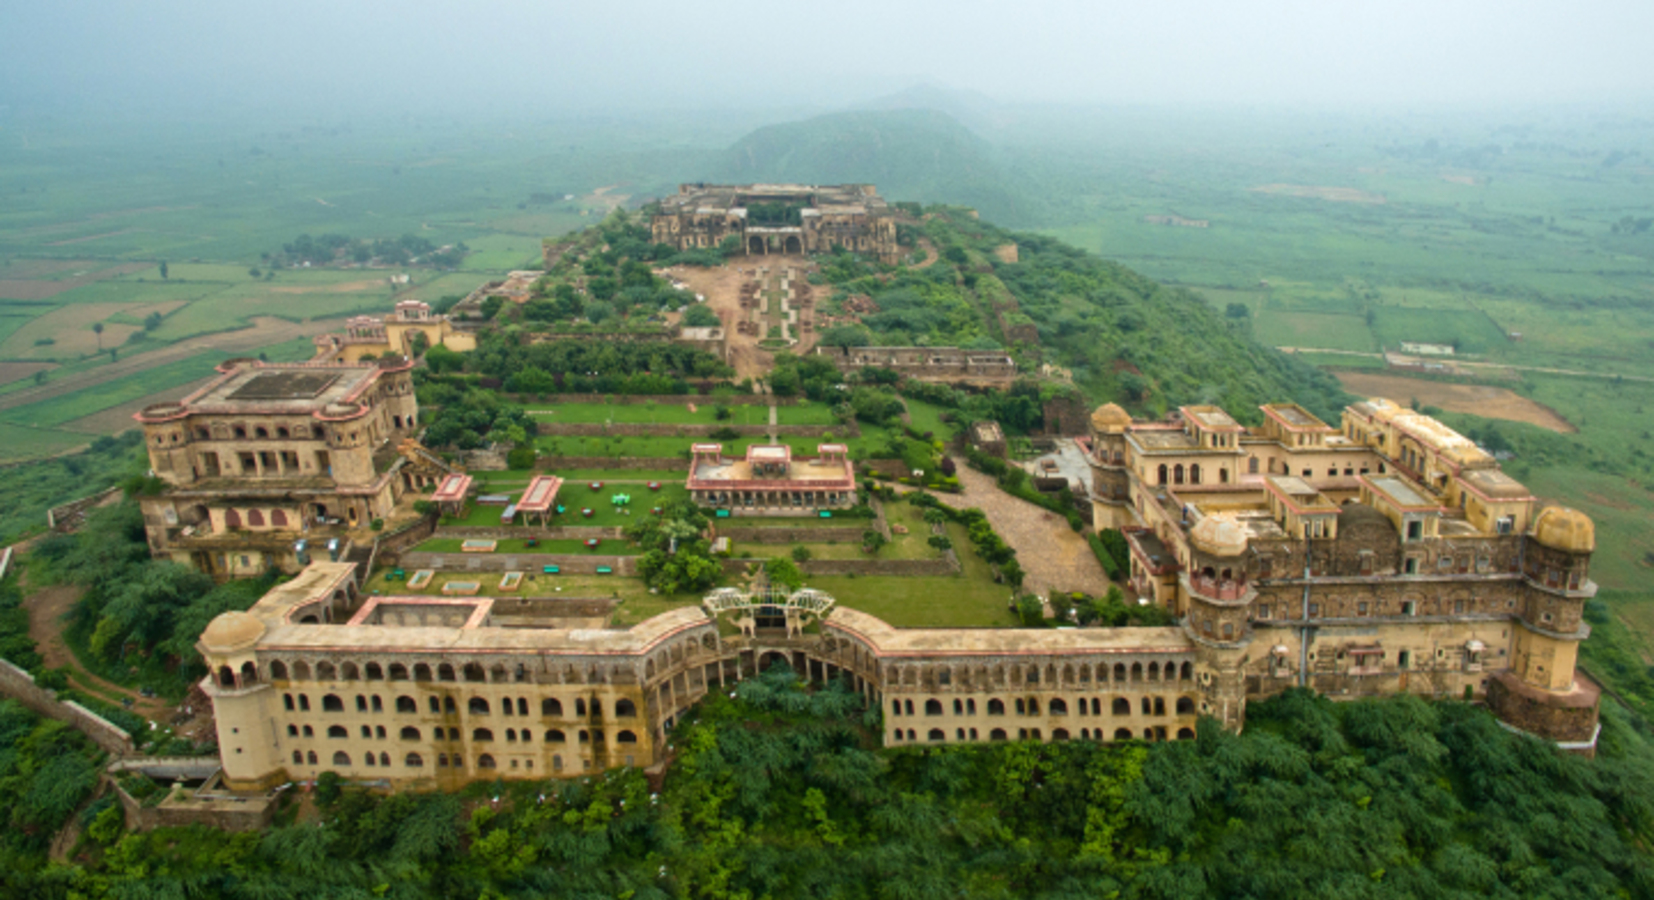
[651,183,900,264]
[311,299,476,363]
[195,394,1600,791]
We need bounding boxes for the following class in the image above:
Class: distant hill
[718,109,1041,224]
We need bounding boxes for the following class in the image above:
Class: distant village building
[1399,341,1455,356]
[814,345,1016,388]
[651,184,900,264]
[312,300,476,363]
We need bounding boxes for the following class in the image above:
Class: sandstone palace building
[133,357,443,578]
[196,395,1601,791]
[651,183,900,264]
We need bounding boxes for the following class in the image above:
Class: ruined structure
[133,358,445,578]
[1085,397,1600,751]
[651,184,899,264]
[814,345,1016,388]
[312,300,476,363]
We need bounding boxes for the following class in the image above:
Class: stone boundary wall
[536,422,847,438]
[537,457,689,471]
[503,393,789,407]
[369,513,439,572]
[112,779,274,833]
[488,596,616,619]
[437,525,624,540]
[399,551,639,576]
[47,486,123,533]
[716,525,869,544]
[0,658,134,756]
[719,555,959,577]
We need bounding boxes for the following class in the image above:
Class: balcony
[1189,575,1249,602]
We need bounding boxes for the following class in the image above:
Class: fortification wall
[398,551,639,576]
[0,659,134,756]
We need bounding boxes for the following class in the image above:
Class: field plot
[457,234,544,271]
[0,422,93,460]
[1254,310,1375,351]
[1249,184,1387,204]
[1369,306,1507,355]
[0,260,152,300]
[0,300,189,359]
[1334,372,1574,432]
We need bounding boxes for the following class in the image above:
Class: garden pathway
[919,461,1112,599]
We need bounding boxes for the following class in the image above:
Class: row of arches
[893,726,1196,743]
[1156,463,1229,486]
[894,695,1195,717]
[883,659,1195,690]
[281,692,637,720]
[264,652,662,687]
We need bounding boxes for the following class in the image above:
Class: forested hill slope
[719,109,1043,224]
[813,208,1352,423]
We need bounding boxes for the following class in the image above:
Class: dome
[200,611,266,653]
[1533,506,1594,553]
[1190,516,1248,557]
[1090,403,1132,432]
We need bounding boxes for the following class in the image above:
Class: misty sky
[3,0,1651,114]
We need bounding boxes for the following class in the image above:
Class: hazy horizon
[4,0,1653,120]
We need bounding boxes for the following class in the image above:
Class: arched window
[292,750,303,764]
[987,698,1005,715]
[307,751,317,765]
[1174,464,1185,484]
[298,694,311,711]
[437,664,455,682]
[247,509,265,527]
[355,695,367,712]
[388,663,408,680]
[924,699,943,716]
[371,695,383,713]
[1177,728,1195,740]
[413,663,431,682]
[1176,697,1195,714]
[400,726,421,740]
[544,729,566,743]
[463,663,485,683]
[614,699,637,717]
[1114,728,1133,740]
[575,698,587,717]
[271,661,289,680]
[328,725,347,738]
[317,662,336,680]
[1141,697,1152,715]
[506,729,517,742]
[472,728,493,742]
[468,697,490,715]
[444,697,456,714]
[225,509,242,528]
[516,697,528,716]
[1190,464,1201,485]
[365,753,376,767]
[364,662,383,680]
[989,728,1007,741]
[542,698,563,716]
[477,754,496,769]
[1181,661,1193,680]
[1049,698,1068,715]
[1157,464,1168,485]
[283,693,295,711]
[1114,663,1127,682]
[255,426,270,439]
[1052,728,1070,740]
[1112,697,1130,715]
[617,730,638,743]
[287,724,298,737]
[1153,697,1166,716]
[322,694,343,712]
[332,751,351,766]
[303,725,313,737]
[928,728,946,742]
[406,753,424,767]
[397,696,416,713]
[437,754,449,768]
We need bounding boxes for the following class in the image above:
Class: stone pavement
[925,461,1113,599]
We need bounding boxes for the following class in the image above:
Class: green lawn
[538,430,872,460]
[903,398,958,437]
[799,519,1019,627]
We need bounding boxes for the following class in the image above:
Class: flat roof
[517,475,563,514]
[1181,405,1243,430]
[1365,475,1440,511]
[431,473,473,504]
[1458,468,1534,502]
[827,607,1192,657]
[1262,403,1334,431]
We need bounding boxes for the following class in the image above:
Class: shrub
[370,518,384,532]
[506,446,538,469]
[791,546,812,563]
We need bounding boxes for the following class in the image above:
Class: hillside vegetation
[15,669,1654,898]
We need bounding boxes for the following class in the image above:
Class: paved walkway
[922,461,1112,598]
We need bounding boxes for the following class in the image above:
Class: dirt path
[0,315,350,416]
[1278,346,1654,384]
[924,462,1112,598]
[23,578,172,720]
[912,238,939,269]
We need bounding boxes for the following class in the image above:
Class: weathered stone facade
[651,184,899,264]
[133,358,435,579]
[815,345,1016,388]
[1086,397,1601,751]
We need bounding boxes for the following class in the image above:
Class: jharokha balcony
[1187,573,1254,604]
